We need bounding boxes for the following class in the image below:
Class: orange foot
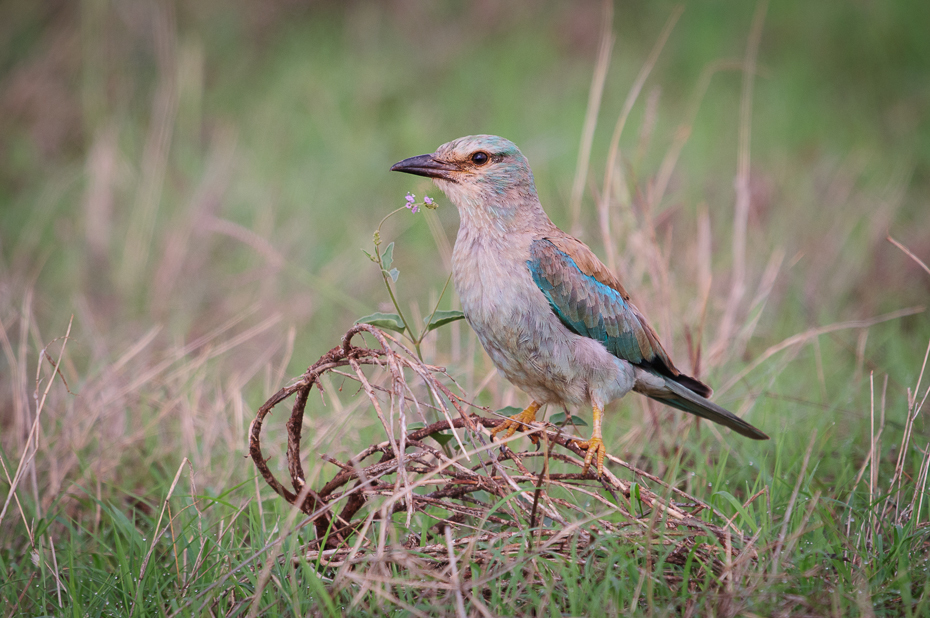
[574,435,606,476]
[574,403,606,476]
[491,401,542,443]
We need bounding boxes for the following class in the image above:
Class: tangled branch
[250,324,755,584]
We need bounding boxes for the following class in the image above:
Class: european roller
[391,135,768,476]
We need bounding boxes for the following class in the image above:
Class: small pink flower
[423,196,434,206]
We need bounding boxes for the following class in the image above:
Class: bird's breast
[451,231,589,404]
[451,231,538,335]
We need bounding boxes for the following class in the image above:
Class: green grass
[2,1,930,615]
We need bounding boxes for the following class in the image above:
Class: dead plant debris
[250,324,758,591]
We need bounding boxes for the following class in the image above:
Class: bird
[390,135,768,476]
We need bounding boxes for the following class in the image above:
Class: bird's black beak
[390,154,459,182]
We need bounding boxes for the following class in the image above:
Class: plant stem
[373,206,422,357]
[417,271,455,346]
[380,267,422,358]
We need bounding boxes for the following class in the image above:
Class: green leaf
[406,422,426,431]
[423,309,465,332]
[712,490,758,535]
[431,432,454,447]
[383,267,399,282]
[362,249,377,263]
[356,312,406,334]
[381,241,395,270]
[549,411,588,427]
[496,406,523,417]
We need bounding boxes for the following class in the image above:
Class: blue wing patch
[528,239,652,365]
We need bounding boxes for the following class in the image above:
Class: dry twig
[250,325,754,595]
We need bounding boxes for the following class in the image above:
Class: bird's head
[391,135,542,227]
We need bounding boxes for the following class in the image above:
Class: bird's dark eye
[471,151,490,166]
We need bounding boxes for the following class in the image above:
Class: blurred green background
[2,0,927,354]
[2,1,930,613]
[2,0,930,499]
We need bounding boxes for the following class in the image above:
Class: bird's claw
[491,405,540,444]
[574,436,606,477]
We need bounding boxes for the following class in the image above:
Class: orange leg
[574,404,606,476]
[490,401,543,441]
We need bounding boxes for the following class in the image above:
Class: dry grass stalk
[0,315,73,528]
[888,235,930,277]
[709,0,768,366]
[250,324,757,599]
[596,5,684,274]
[568,0,614,237]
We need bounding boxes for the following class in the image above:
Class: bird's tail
[643,376,768,440]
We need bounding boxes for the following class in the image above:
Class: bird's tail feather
[648,378,769,440]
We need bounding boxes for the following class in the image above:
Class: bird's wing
[529,237,711,396]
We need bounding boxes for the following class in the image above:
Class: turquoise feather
[528,239,647,365]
